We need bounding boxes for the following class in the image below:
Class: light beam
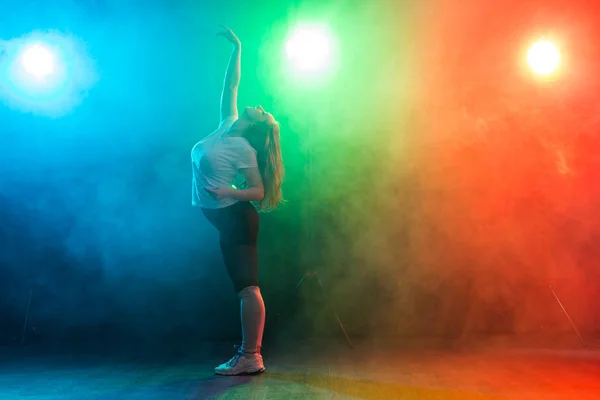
[527,40,561,76]
[20,43,56,81]
[285,25,336,76]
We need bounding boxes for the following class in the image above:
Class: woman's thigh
[203,202,260,291]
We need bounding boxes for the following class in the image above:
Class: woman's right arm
[217,25,241,122]
[231,167,264,201]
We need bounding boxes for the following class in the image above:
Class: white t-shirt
[191,116,258,209]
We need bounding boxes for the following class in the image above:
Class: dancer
[191,25,284,375]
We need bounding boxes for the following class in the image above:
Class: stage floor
[1,337,600,399]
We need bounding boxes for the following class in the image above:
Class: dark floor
[2,336,600,399]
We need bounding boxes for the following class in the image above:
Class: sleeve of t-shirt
[235,140,258,170]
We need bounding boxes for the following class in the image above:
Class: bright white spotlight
[0,32,98,117]
[285,25,334,74]
[20,43,55,80]
[527,40,561,76]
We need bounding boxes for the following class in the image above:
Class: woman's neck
[226,119,249,136]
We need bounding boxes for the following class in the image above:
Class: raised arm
[216,25,241,122]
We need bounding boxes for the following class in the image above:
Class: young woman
[190,25,284,375]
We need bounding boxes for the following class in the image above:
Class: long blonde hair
[244,120,285,211]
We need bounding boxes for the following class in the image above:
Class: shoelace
[228,349,245,367]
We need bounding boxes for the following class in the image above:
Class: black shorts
[202,201,259,292]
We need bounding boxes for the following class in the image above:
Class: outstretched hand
[216,25,240,47]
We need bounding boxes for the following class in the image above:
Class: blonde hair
[244,120,285,211]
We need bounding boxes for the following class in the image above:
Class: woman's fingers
[216,25,239,44]
[218,24,233,33]
[216,25,231,36]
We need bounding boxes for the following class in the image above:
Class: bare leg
[238,285,265,354]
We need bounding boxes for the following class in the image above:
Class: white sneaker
[214,349,266,376]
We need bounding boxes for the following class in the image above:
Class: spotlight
[527,40,561,76]
[0,33,97,117]
[20,43,56,81]
[285,25,335,75]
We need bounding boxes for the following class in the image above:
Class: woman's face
[242,105,275,124]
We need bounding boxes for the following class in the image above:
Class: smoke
[2,0,600,349]
[270,0,600,340]
[0,0,233,345]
